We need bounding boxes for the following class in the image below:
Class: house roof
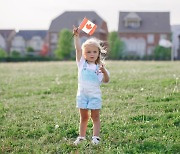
[0,29,15,38]
[49,11,106,33]
[16,30,47,40]
[118,12,171,33]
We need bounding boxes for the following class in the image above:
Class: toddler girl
[73,26,109,145]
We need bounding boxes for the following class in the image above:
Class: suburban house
[0,30,16,54]
[118,12,171,57]
[11,30,47,56]
[48,11,108,55]
[171,25,180,60]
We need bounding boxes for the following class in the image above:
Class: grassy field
[0,61,180,153]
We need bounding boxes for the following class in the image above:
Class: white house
[11,30,47,56]
[171,25,180,60]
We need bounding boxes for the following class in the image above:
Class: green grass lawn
[0,61,180,153]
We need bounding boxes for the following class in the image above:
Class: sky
[0,0,180,32]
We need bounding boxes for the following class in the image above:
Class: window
[127,20,140,28]
[51,33,58,43]
[31,36,42,50]
[128,38,136,52]
[147,34,154,44]
[0,34,6,49]
[160,34,167,40]
[147,46,155,55]
[50,45,56,52]
[136,38,146,57]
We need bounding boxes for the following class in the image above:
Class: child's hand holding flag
[73,25,80,36]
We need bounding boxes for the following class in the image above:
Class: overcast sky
[0,0,180,31]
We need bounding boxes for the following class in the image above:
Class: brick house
[48,11,108,55]
[0,29,16,54]
[118,12,171,57]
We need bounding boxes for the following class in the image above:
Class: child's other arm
[99,65,110,83]
[102,70,110,83]
[73,26,82,62]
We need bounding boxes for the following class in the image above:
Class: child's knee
[91,114,100,121]
[80,115,89,121]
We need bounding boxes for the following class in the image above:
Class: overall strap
[83,60,88,68]
[83,61,99,74]
[96,64,99,71]
[95,64,100,75]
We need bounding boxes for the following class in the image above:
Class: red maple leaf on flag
[86,24,92,29]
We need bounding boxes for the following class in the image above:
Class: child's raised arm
[73,26,82,63]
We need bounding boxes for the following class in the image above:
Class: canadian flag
[79,17,97,35]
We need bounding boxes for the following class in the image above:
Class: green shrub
[10,50,21,58]
[0,48,7,58]
[153,45,171,60]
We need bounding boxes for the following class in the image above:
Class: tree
[55,29,73,60]
[0,48,7,58]
[153,45,171,60]
[10,50,21,58]
[108,31,124,59]
[27,47,34,52]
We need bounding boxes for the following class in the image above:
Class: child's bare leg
[79,109,89,137]
[91,109,100,136]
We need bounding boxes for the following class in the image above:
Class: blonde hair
[81,38,108,64]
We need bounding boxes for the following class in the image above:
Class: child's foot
[92,136,100,145]
[74,136,86,145]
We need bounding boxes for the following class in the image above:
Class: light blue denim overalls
[76,61,102,109]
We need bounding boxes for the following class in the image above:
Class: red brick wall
[119,32,171,55]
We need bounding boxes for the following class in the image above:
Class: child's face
[83,44,99,63]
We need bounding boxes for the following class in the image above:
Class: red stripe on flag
[89,25,97,35]
[79,18,88,30]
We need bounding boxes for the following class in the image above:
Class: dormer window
[124,12,141,28]
[126,20,140,28]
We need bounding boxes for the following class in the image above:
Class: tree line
[0,29,171,61]
[54,29,171,60]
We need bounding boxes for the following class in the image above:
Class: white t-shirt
[77,56,109,83]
